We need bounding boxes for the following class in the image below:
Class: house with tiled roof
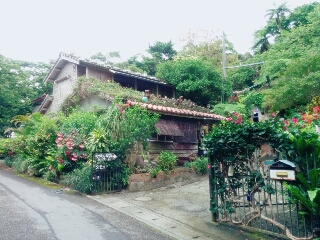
[34,52,225,162]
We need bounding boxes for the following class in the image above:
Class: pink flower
[207,164,212,169]
[79,144,85,149]
[55,137,63,144]
[57,143,63,148]
[57,132,63,137]
[272,113,276,117]
[284,126,288,131]
[284,120,289,125]
[292,118,298,124]
[227,118,232,122]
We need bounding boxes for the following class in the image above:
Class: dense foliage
[0,102,159,192]
[0,55,51,135]
[251,3,320,113]
[156,58,226,106]
[205,110,320,221]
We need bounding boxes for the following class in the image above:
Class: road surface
[0,166,173,240]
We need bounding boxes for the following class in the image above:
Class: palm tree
[265,3,291,33]
[252,25,275,54]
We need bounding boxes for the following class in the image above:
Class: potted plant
[284,169,320,238]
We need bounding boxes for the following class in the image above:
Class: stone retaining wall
[128,167,199,191]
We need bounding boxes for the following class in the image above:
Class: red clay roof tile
[127,101,226,120]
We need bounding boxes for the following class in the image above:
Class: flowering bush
[55,129,87,173]
[226,112,243,125]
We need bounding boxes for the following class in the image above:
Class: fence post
[209,153,218,222]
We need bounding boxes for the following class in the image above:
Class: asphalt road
[0,167,173,240]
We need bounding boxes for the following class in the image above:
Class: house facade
[34,52,225,162]
[38,52,175,114]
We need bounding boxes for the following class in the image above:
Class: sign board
[93,153,117,162]
[95,164,106,171]
[269,160,296,181]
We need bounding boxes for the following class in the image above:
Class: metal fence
[92,167,123,193]
[92,152,123,193]
[209,152,318,239]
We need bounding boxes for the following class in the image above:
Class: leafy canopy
[156,57,226,106]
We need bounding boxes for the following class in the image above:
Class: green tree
[90,51,121,65]
[265,3,291,33]
[178,29,238,67]
[227,66,258,90]
[288,2,320,27]
[156,58,226,106]
[142,41,177,76]
[0,55,51,135]
[241,3,320,113]
[119,41,177,76]
[262,53,320,111]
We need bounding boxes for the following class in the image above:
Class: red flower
[284,120,289,125]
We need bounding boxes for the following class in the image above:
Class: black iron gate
[209,152,319,239]
[92,152,123,193]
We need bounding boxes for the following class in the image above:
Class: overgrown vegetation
[205,106,320,239]
[0,92,159,194]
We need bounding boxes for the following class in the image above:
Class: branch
[260,215,313,240]
[231,210,259,225]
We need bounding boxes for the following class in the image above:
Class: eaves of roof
[32,93,47,104]
[126,100,226,120]
[38,95,53,114]
[79,60,172,87]
[44,52,171,86]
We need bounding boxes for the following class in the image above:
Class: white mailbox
[269,160,296,181]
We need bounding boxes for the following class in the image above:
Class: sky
[0,0,314,63]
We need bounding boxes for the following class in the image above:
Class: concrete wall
[79,95,112,111]
[50,62,77,113]
[128,167,199,191]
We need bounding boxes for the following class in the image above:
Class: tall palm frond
[265,3,291,33]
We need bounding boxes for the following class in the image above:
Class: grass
[0,161,79,194]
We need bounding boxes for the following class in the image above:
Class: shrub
[4,156,13,167]
[12,156,29,173]
[58,109,98,136]
[61,165,93,194]
[157,151,177,173]
[44,170,58,182]
[184,157,208,175]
